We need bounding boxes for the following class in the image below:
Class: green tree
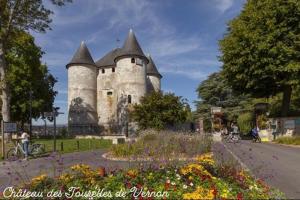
[219,0,300,117]
[5,31,57,126]
[195,72,250,121]
[131,92,189,130]
[0,0,71,122]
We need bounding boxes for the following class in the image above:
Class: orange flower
[98,167,106,177]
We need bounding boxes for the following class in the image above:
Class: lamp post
[29,90,33,137]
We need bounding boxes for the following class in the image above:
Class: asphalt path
[0,149,145,193]
[213,140,300,199]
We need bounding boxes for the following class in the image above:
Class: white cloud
[213,0,234,13]
[147,36,203,58]
[160,67,208,80]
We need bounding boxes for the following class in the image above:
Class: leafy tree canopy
[0,0,71,123]
[4,31,57,124]
[131,92,190,130]
[195,72,250,120]
[219,0,300,116]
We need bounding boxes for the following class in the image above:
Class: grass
[0,138,112,159]
[274,136,300,145]
[34,138,112,154]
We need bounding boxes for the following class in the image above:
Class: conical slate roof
[115,29,148,63]
[96,48,121,68]
[147,55,162,78]
[66,41,95,68]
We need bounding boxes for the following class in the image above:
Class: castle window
[128,95,132,104]
[112,68,115,72]
[107,91,113,96]
[131,58,135,63]
[102,69,105,74]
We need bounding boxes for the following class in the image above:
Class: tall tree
[196,72,249,120]
[219,0,300,117]
[0,0,71,122]
[5,31,56,126]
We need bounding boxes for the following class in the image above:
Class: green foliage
[0,0,71,123]
[5,31,57,123]
[219,0,300,116]
[196,72,251,122]
[131,92,189,130]
[237,112,254,134]
[274,136,300,145]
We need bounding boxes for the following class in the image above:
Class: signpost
[1,121,17,159]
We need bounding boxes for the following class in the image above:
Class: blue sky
[32,0,246,125]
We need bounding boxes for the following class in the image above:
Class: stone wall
[97,67,118,133]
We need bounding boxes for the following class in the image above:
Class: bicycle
[6,141,45,161]
[223,132,240,143]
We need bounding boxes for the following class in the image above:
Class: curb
[102,152,198,162]
[267,141,300,148]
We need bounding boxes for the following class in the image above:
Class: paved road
[213,140,300,199]
[0,149,145,192]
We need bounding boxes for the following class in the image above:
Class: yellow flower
[59,174,73,183]
[180,164,204,175]
[196,152,215,166]
[31,174,47,186]
[183,186,214,200]
[127,169,138,178]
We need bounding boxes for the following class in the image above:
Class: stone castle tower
[66,30,162,135]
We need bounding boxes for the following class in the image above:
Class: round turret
[113,30,148,134]
[114,30,148,105]
[66,41,98,134]
[146,55,162,92]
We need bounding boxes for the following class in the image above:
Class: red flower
[137,183,143,189]
[164,182,170,190]
[212,188,218,197]
[126,182,132,188]
[237,192,243,200]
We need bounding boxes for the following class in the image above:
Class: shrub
[237,112,253,134]
[274,136,300,145]
[131,92,190,130]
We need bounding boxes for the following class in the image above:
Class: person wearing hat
[21,131,30,160]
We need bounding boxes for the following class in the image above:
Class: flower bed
[5,153,284,199]
[110,130,212,160]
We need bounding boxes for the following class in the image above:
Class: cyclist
[251,126,261,142]
[21,131,30,160]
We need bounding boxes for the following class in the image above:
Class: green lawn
[34,138,112,154]
[0,138,112,159]
[274,136,300,145]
